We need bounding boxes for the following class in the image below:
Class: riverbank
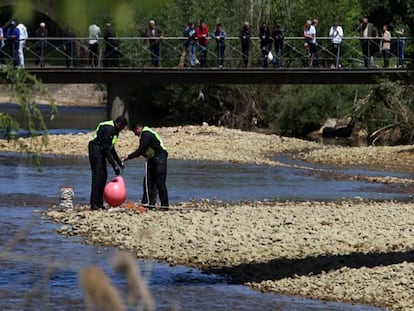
[1,123,414,172]
[2,125,414,310]
[48,199,414,311]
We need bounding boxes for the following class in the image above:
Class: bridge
[24,67,412,85]
[1,36,411,117]
[8,35,410,85]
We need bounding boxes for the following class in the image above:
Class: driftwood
[370,123,399,146]
[308,117,353,139]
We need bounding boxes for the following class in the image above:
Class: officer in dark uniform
[88,116,127,210]
[123,124,169,209]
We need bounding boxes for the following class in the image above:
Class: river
[0,105,397,310]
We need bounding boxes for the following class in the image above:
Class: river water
[0,105,399,310]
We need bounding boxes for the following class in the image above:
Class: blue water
[0,153,411,207]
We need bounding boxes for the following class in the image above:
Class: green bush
[265,85,368,136]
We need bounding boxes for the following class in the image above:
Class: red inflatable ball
[104,176,127,207]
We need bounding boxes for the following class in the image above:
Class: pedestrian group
[0,17,406,69]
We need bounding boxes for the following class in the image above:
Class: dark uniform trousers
[142,151,168,207]
[88,141,108,208]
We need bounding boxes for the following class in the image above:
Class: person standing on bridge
[259,21,272,68]
[35,22,48,67]
[187,22,198,67]
[122,124,169,209]
[271,24,284,68]
[311,19,319,67]
[146,20,164,67]
[88,116,127,210]
[0,26,6,65]
[6,21,20,68]
[329,19,343,69]
[380,24,391,68]
[239,21,251,67]
[16,22,27,68]
[103,23,119,67]
[196,19,209,67]
[212,23,226,68]
[88,22,101,67]
[355,17,378,68]
[178,21,190,68]
[396,28,405,68]
[303,20,317,67]
[63,26,76,68]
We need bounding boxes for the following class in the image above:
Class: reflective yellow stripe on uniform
[92,120,118,146]
[142,126,167,151]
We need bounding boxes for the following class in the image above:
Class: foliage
[0,65,56,160]
[353,80,414,144]
[265,85,367,136]
[0,112,19,139]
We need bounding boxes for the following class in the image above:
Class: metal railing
[1,36,408,69]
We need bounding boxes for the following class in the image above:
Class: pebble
[45,200,414,311]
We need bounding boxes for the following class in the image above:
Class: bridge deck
[14,68,412,85]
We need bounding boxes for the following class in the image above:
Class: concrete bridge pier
[106,82,132,121]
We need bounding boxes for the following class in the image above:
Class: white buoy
[59,187,74,209]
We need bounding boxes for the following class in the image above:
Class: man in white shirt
[329,19,344,68]
[88,23,101,67]
[16,23,27,67]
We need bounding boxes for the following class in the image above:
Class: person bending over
[88,116,127,210]
[123,124,169,209]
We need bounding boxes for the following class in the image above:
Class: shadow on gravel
[210,249,414,284]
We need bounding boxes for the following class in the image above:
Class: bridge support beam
[106,83,132,120]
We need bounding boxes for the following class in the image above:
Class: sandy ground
[2,111,414,309]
